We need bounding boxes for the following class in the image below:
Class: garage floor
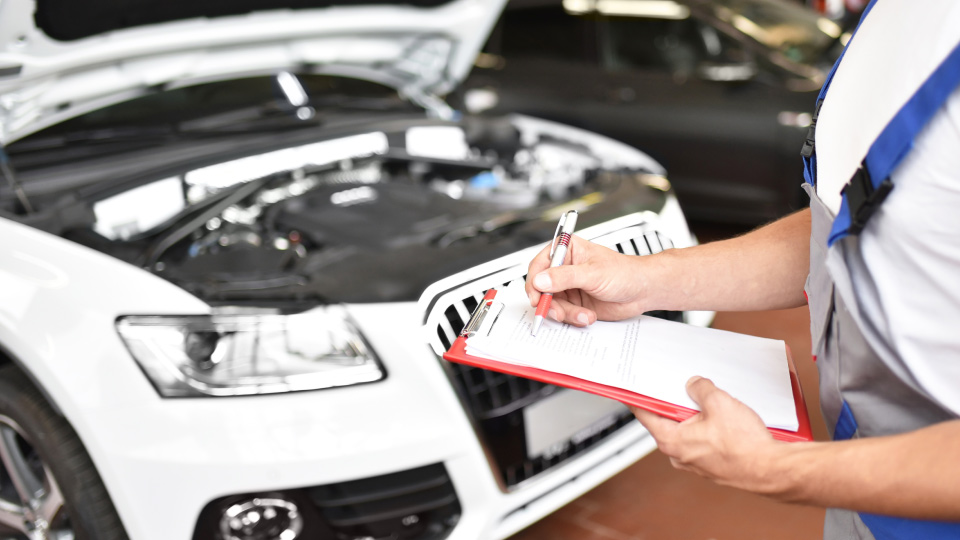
[509,223,831,540]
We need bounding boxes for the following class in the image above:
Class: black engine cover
[272,181,490,250]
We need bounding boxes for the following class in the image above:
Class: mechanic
[524,1,960,538]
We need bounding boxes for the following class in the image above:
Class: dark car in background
[455,0,847,223]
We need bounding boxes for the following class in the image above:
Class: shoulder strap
[799,0,960,247]
[801,0,879,187]
[828,39,960,245]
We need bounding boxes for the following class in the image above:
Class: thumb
[532,264,595,295]
[685,376,724,411]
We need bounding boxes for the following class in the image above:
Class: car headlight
[116,306,384,397]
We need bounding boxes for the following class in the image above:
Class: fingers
[632,409,692,466]
[532,263,596,297]
[631,407,679,442]
[668,456,696,473]
[526,235,594,305]
[547,296,596,326]
[525,242,554,305]
[634,380,779,489]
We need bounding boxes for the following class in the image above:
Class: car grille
[193,463,460,540]
[433,229,679,489]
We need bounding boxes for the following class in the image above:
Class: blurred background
[452,0,865,225]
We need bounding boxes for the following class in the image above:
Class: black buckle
[841,161,893,235]
[800,99,823,158]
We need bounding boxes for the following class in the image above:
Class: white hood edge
[0,0,507,144]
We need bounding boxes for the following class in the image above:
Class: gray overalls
[800,2,960,538]
[804,184,959,540]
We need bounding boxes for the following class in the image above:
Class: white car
[0,1,706,539]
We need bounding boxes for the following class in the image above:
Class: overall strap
[801,0,880,187]
[828,39,960,245]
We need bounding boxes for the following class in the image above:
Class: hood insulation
[36,0,452,41]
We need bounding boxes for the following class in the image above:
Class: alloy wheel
[0,415,74,540]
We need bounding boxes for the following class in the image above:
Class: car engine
[7,116,663,306]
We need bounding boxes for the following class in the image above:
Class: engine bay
[5,116,664,305]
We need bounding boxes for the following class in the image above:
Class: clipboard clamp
[460,291,503,338]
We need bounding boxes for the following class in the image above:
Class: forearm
[761,420,960,520]
[639,208,811,312]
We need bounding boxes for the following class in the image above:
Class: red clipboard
[443,289,813,443]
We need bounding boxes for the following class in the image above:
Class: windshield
[701,0,842,65]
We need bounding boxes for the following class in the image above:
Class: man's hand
[631,376,784,494]
[635,377,960,520]
[525,235,651,325]
[524,209,812,324]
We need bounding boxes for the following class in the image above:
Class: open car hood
[0,0,506,144]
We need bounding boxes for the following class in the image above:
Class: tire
[0,364,129,540]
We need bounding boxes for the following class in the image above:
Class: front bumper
[81,300,655,540]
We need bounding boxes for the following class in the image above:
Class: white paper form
[466,282,798,431]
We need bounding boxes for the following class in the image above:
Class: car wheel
[0,364,128,540]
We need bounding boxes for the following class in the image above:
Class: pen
[532,210,578,336]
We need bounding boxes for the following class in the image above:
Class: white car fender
[0,215,209,531]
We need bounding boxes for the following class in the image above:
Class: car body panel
[0,215,209,537]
